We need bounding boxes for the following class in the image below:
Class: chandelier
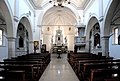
[49,0,71,7]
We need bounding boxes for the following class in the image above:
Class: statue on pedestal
[64,36,67,44]
[51,36,53,44]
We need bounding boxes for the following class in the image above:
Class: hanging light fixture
[49,0,71,7]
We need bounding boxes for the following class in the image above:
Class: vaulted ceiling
[42,7,76,25]
[30,0,90,9]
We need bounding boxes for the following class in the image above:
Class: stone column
[7,37,16,58]
[85,39,90,52]
[101,36,109,57]
[28,40,34,53]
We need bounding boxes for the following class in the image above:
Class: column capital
[7,37,16,41]
[101,36,110,39]
[28,40,34,43]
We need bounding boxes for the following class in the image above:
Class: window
[114,27,118,44]
[0,29,2,45]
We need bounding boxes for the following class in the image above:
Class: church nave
[39,54,79,81]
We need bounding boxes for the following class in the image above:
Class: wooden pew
[75,59,115,80]
[2,53,51,81]
[0,64,38,81]
[3,59,48,78]
[104,77,120,81]
[0,61,41,77]
[89,68,120,81]
[0,70,26,81]
[78,59,120,73]
[82,62,120,81]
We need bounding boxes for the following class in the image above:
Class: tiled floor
[39,54,79,81]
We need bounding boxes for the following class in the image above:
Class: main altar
[51,28,68,54]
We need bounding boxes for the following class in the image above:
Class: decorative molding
[76,25,86,28]
[7,37,16,41]
[99,16,104,22]
[101,36,110,39]
[28,40,34,43]
[14,16,19,22]
[84,0,95,13]
[24,0,35,12]
[28,0,90,10]
[37,25,42,28]
[82,0,90,10]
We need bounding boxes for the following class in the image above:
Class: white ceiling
[30,0,89,9]
[42,7,76,26]
[29,0,89,29]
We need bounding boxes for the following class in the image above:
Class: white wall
[0,46,8,61]
[6,0,14,14]
[109,37,120,59]
[7,0,34,29]
[84,0,112,29]
[103,0,112,16]
[0,32,8,61]
[4,0,120,59]
[3,0,35,58]
[84,0,99,25]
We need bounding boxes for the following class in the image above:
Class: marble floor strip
[39,54,79,81]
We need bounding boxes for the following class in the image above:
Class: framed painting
[34,41,39,50]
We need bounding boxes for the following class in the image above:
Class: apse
[41,7,77,51]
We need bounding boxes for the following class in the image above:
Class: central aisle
[39,54,79,81]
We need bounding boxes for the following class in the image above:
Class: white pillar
[99,0,103,19]
[7,37,16,58]
[101,36,109,57]
[85,39,90,52]
[28,40,34,53]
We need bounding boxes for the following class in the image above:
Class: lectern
[57,46,62,58]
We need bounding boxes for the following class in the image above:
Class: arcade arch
[41,7,78,52]
[103,0,120,57]
[16,17,33,56]
[86,17,101,54]
[0,0,14,59]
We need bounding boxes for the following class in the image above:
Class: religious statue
[51,36,53,44]
[64,36,67,44]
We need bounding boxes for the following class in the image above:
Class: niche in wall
[94,33,100,47]
[19,36,24,47]
[17,23,25,48]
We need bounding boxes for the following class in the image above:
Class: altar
[51,44,67,53]
[51,28,68,54]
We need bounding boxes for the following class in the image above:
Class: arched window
[118,35,120,45]
[113,27,118,44]
[0,29,3,45]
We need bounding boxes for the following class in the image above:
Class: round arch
[0,0,14,37]
[42,6,77,25]
[16,17,33,54]
[18,17,33,41]
[86,16,99,42]
[103,0,120,36]
[40,6,78,52]
[37,6,80,26]
[85,16,100,52]
[0,0,15,59]
[103,0,120,57]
